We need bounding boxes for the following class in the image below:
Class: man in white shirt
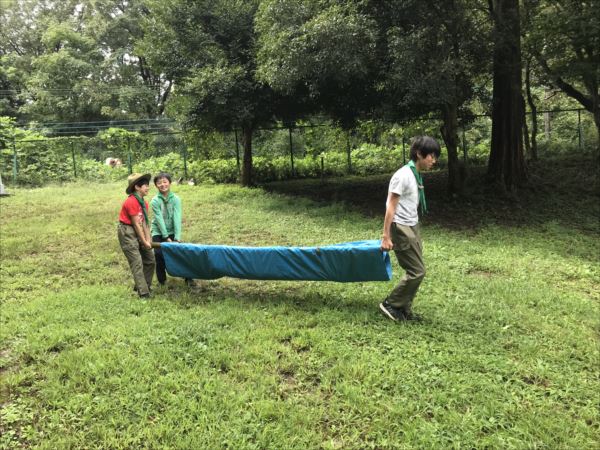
[380,136,441,321]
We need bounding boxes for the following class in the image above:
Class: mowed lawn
[1,171,599,449]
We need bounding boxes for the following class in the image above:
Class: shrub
[77,159,128,182]
[133,153,186,179]
[188,158,239,184]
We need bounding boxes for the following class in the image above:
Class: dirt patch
[0,348,13,375]
[466,269,496,278]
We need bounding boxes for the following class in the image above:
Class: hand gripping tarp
[161,240,392,282]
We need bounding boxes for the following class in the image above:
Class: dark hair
[410,136,441,161]
[153,172,172,185]
[134,178,150,188]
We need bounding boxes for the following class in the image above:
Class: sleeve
[173,196,182,241]
[389,171,403,196]
[151,197,169,238]
[124,197,141,221]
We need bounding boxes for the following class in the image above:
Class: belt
[119,221,133,226]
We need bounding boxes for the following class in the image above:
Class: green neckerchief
[408,160,427,214]
[132,193,149,225]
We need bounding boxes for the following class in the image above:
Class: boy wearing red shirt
[118,173,155,298]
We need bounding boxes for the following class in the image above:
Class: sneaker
[379,300,406,321]
[403,311,423,322]
[134,285,152,293]
[139,292,151,299]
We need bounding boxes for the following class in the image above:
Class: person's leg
[141,245,155,291]
[153,235,167,284]
[118,224,151,296]
[386,224,426,315]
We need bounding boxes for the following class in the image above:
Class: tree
[525,0,600,150]
[257,0,379,131]
[376,0,491,195]
[140,0,306,186]
[0,0,169,123]
[257,0,491,195]
[523,56,539,160]
[0,64,21,118]
[488,0,527,192]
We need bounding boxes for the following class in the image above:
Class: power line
[0,87,158,91]
[0,86,170,98]
[28,127,179,136]
[0,86,166,93]
[24,124,178,132]
[18,118,175,127]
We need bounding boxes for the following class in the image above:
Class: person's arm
[150,197,169,239]
[143,220,153,246]
[131,214,152,249]
[173,196,182,242]
[381,192,400,251]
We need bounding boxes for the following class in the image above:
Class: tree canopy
[1,0,597,190]
[525,0,600,148]
[0,0,169,123]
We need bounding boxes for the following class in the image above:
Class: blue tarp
[161,240,392,282]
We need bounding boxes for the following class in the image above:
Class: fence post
[234,129,241,174]
[71,140,77,178]
[578,109,582,150]
[320,155,325,183]
[127,136,132,175]
[183,145,188,179]
[12,137,17,184]
[346,131,352,174]
[288,127,295,177]
[462,127,467,167]
[402,136,406,165]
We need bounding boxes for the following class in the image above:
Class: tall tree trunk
[543,88,551,140]
[594,109,600,154]
[591,91,600,153]
[521,95,531,159]
[525,58,538,160]
[241,126,253,186]
[488,0,527,192]
[440,103,463,196]
[157,80,172,116]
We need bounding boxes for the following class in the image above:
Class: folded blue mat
[161,240,392,282]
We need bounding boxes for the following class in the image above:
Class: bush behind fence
[1,109,597,186]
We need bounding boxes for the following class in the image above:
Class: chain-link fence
[1,108,596,186]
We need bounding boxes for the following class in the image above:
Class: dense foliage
[1,110,596,187]
[1,0,597,189]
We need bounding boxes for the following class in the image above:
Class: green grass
[1,160,599,449]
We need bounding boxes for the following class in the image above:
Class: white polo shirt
[387,165,419,226]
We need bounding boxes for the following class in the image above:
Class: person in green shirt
[150,172,192,286]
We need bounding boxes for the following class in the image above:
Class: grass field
[1,158,599,449]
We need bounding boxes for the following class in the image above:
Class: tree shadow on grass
[261,156,600,236]
[155,279,526,341]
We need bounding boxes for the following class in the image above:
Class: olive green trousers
[118,223,155,296]
[386,223,426,313]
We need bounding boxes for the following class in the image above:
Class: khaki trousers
[386,223,426,313]
[118,223,155,296]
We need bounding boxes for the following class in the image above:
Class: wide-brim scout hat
[125,173,152,194]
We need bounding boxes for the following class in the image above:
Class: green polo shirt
[150,191,182,241]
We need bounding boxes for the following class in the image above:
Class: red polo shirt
[119,195,148,225]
